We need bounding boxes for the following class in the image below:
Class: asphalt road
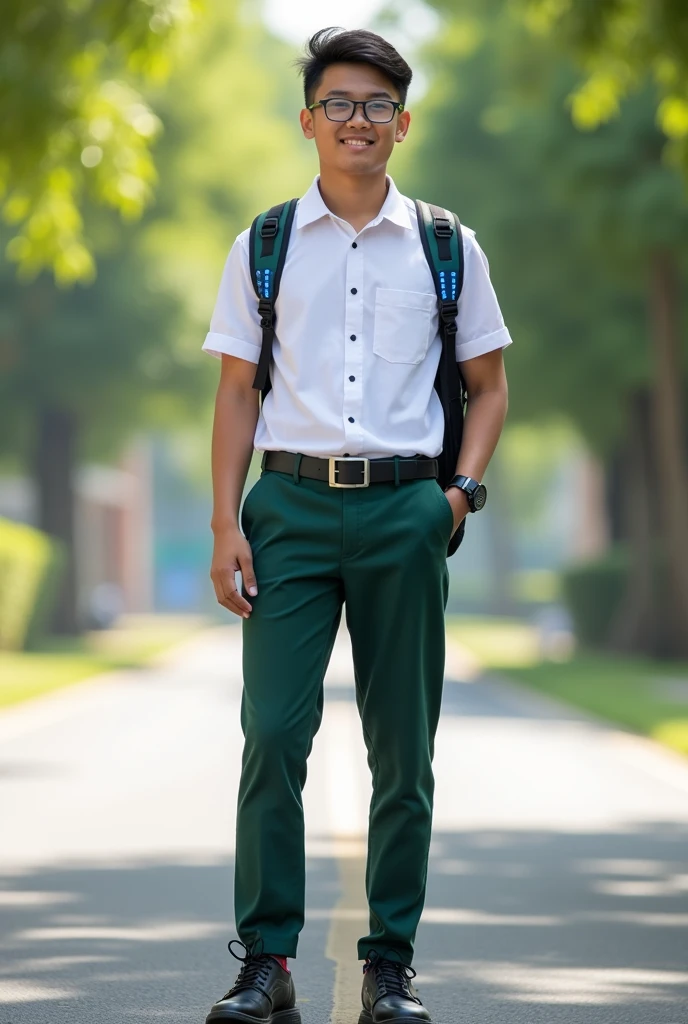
[1,623,687,1024]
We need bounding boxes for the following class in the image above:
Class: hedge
[0,517,65,651]
[561,545,668,651]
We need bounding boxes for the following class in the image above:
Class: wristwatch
[446,475,487,513]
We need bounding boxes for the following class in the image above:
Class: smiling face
[299,62,411,177]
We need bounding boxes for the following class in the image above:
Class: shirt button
[350,334,356,341]
[352,242,358,249]
[349,375,355,381]
[348,417,355,423]
[350,287,357,295]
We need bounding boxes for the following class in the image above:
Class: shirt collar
[295,174,412,231]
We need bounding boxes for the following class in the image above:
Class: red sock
[270,955,289,972]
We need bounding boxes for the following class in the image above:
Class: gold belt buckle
[328,456,370,488]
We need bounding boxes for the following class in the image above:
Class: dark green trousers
[236,457,453,966]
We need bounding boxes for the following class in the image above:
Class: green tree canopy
[399,0,688,654]
[0,3,313,632]
[0,0,198,284]
[517,0,688,182]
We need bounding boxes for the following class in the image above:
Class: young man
[203,27,511,1024]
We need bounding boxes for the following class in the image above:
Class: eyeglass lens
[324,99,396,123]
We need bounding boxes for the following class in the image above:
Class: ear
[395,109,411,144]
[300,107,315,140]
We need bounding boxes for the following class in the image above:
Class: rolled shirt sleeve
[455,228,513,363]
[202,230,262,364]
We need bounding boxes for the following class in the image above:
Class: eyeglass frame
[306,97,405,124]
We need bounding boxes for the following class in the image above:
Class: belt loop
[292,452,303,484]
[393,455,400,488]
[260,451,267,472]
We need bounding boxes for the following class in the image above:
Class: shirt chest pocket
[373,288,437,365]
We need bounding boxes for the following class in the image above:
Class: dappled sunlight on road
[415,960,688,1006]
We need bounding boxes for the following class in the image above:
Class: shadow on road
[0,853,336,1023]
[1,822,687,1023]
[2,632,688,1022]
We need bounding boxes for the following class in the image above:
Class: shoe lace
[364,949,419,1001]
[222,939,274,999]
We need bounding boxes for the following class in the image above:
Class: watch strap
[450,475,480,493]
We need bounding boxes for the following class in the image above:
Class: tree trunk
[606,391,657,654]
[648,249,688,658]
[603,446,625,547]
[34,407,80,635]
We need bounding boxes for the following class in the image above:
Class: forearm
[210,383,259,534]
[453,386,508,482]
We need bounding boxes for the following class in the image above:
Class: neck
[317,167,390,233]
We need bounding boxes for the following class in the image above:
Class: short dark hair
[294,27,413,107]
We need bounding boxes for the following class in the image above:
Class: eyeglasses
[307,98,405,124]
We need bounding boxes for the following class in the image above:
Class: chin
[341,158,377,172]
[334,152,389,174]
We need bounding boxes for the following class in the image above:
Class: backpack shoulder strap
[414,199,466,402]
[415,200,468,555]
[248,198,298,393]
[414,199,464,330]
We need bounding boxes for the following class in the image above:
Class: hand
[210,526,258,620]
[443,486,470,538]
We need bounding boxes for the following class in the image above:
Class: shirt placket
[343,237,364,451]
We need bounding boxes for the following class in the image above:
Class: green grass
[512,568,562,605]
[446,615,688,758]
[446,615,542,668]
[0,614,207,710]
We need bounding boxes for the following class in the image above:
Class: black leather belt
[261,450,439,487]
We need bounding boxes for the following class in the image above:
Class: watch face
[473,484,487,511]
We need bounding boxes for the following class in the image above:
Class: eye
[369,101,393,113]
[329,100,352,112]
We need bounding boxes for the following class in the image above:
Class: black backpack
[248,198,468,556]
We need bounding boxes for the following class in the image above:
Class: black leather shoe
[359,950,432,1023]
[206,940,301,1023]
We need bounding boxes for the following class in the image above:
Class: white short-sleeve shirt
[203,174,512,460]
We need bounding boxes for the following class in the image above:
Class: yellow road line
[325,841,368,1024]
[321,697,371,1023]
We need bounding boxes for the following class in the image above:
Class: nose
[346,101,371,127]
